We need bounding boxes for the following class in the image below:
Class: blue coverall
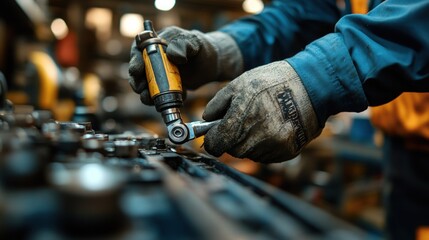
[220,1,429,239]
[221,0,429,124]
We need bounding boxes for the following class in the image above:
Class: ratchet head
[166,119,221,144]
[167,121,189,144]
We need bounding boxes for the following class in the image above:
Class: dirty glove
[128,27,243,105]
[203,61,322,163]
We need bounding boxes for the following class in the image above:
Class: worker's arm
[288,0,429,126]
[203,0,429,163]
[220,0,341,70]
[129,0,340,103]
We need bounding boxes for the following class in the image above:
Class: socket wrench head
[167,122,189,144]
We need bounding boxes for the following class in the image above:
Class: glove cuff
[279,61,322,148]
[287,33,368,126]
[206,32,244,81]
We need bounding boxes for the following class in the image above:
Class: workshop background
[0,0,383,239]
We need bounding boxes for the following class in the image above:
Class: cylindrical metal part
[77,122,95,135]
[155,139,167,150]
[114,140,138,158]
[161,108,181,124]
[58,122,86,136]
[82,137,106,155]
[153,92,183,112]
[143,20,154,32]
[56,130,81,158]
[48,163,126,236]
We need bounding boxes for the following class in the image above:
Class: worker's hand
[129,27,243,105]
[203,61,322,163]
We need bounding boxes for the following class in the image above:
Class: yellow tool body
[136,20,219,144]
[142,45,182,98]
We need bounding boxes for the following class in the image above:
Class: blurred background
[0,0,384,238]
[1,0,264,130]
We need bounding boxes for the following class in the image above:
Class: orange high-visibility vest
[348,0,429,141]
[371,93,429,140]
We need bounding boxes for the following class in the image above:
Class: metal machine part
[114,140,138,158]
[0,107,372,240]
[161,107,181,124]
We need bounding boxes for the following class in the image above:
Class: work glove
[128,27,243,105]
[203,61,322,163]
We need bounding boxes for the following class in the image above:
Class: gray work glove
[128,27,243,105]
[203,61,322,163]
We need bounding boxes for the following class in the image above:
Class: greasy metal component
[81,133,109,155]
[49,163,126,234]
[55,129,81,158]
[49,162,126,194]
[82,137,106,155]
[155,139,167,150]
[0,129,47,188]
[161,107,181,124]
[58,122,86,135]
[77,122,95,134]
[114,140,138,158]
[83,133,109,141]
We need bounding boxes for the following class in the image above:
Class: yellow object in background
[417,227,429,240]
[83,73,101,109]
[371,93,429,140]
[53,99,75,121]
[351,0,369,14]
[7,51,93,121]
[7,91,28,105]
[29,51,59,110]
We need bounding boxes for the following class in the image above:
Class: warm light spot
[51,18,68,40]
[120,13,144,38]
[243,0,264,14]
[155,0,176,11]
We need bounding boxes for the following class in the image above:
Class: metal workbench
[0,112,370,239]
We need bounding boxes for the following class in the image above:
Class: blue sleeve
[220,0,341,70]
[287,0,429,125]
